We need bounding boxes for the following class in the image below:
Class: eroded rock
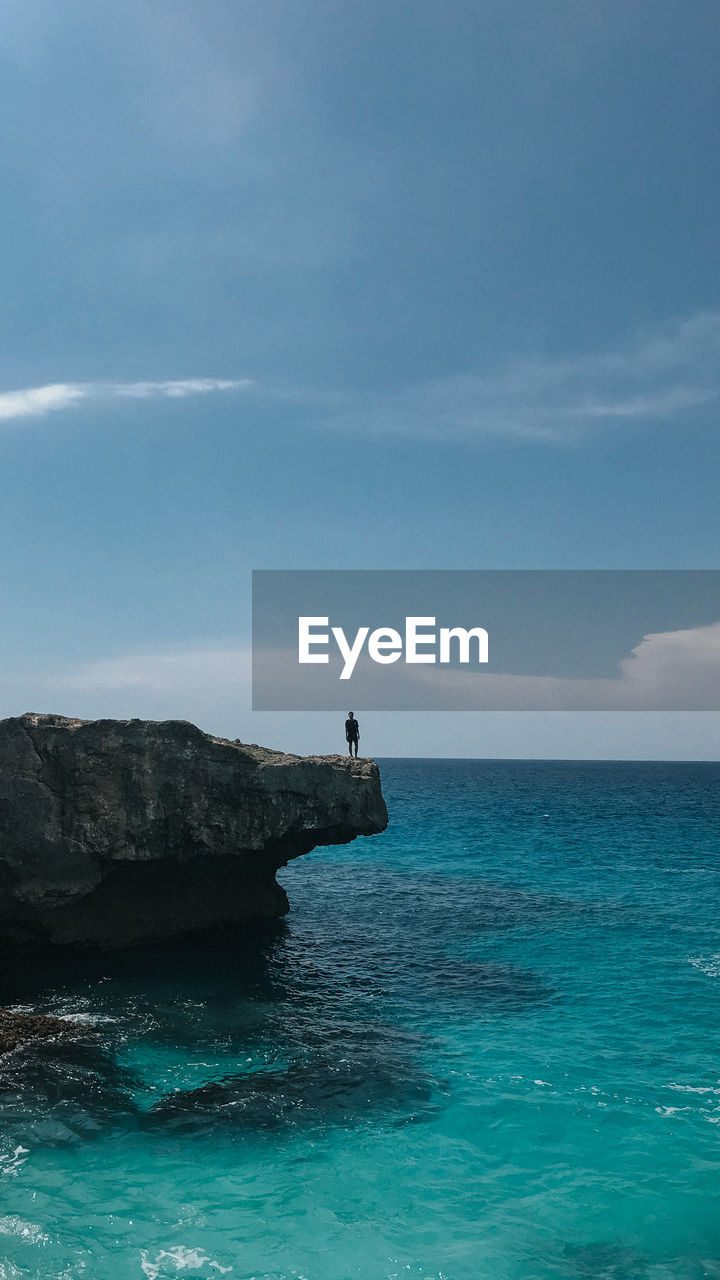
[0,713,388,947]
[0,1008,93,1055]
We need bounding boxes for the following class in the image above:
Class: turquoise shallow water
[1,758,719,1280]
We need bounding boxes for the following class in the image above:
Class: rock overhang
[0,713,388,947]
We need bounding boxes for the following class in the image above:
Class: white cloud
[323,310,720,443]
[7,634,720,757]
[110,378,248,399]
[618,620,720,704]
[0,377,251,424]
[23,647,255,742]
[403,620,720,709]
[0,383,86,421]
[48,647,252,694]
[49,620,720,721]
[8,311,718,442]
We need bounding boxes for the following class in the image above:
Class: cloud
[0,383,86,421]
[252,621,720,711]
[27,647,254,739]
[402,620,720,709]
[323,311,720,443]
[618,619,720,704]
[8,311,718,443]
[47,647,251,693]
[9,629,720,755]
[44,620,720,713]
[0,378,251,424]
[110,378,248,400]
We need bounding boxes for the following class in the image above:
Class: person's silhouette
[345,711,359,757]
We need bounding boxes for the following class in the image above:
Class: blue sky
[1,0,719,756]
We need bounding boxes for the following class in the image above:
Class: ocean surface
[1,758,719,1280]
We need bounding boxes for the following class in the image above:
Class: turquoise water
[1,758,720,1280]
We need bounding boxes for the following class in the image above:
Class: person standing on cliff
[345,712,360,757]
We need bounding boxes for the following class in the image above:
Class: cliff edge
[0,713,388,947]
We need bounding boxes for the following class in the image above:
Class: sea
[1,758,719,1280]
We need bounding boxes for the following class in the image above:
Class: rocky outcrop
[0,713,388,947]
[0,1008,93,1055]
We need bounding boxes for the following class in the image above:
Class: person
[345,711,360,757]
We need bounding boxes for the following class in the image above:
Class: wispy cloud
[48,647,251,693]
[28,646,253,741]
[45,620,720,715]
[6,310,720,442]
[0,378,251,424]
[324,311,720,443]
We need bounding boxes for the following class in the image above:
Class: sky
[0,0,719,757]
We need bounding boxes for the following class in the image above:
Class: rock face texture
[0,1008,93,1055]
[0,714,388,947]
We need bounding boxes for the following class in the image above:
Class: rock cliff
[0,713,388,947]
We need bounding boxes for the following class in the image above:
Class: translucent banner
[252,570,720,710]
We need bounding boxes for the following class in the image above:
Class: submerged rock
[147,1053,438,1133]
[0,713,388,947]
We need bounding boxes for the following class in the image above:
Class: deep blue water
[1,759,719,1279]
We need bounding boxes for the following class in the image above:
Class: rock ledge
[0,713,388,947]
